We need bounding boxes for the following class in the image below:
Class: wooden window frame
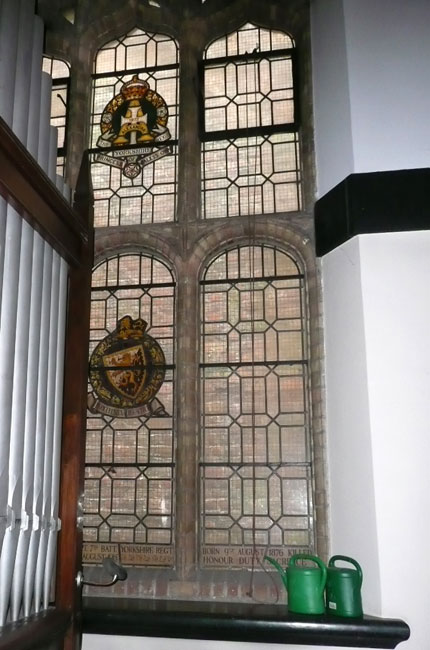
[0,115,93,650]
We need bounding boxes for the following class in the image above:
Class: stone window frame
[54,0,328,601]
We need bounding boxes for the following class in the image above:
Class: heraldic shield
[88,316,168,418]
[95,74,172,179]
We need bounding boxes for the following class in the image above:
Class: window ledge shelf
[82,597,410,648]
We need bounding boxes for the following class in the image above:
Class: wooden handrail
[0,116,88,267]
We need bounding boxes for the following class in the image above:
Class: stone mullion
[176,27,204,224]
[174,262,200,580]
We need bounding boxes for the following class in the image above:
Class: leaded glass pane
[202,24,301,218]
[205,23,293,59]
[204,56,294,132]
[202,134,301,218]
[42,56,69,176]
[91,29,179,225]
[200,245,312,568]
[84,254,176,568]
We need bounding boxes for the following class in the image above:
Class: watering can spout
[264,555,288,592]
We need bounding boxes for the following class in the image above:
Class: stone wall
[37,0,328,601]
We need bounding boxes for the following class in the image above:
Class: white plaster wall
[359,231,430,648]
[311,0,430,196]
[322,231,430,649]
[82,635,364,650]
[321,238,381,615]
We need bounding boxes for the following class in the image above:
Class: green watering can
[326,555,363,618]
[265,553,327,615]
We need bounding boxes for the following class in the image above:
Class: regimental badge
[95,74,172,179]
[88,316,168,419]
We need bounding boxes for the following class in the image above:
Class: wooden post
[56,152,93,650]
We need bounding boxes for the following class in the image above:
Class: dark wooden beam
[0,609,71,650]
[0,116,87,267]
[56,152,94,650]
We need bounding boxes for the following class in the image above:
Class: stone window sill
[82,598,410,648]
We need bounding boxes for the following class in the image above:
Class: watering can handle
[289,554,327,594]
[329,555,363,587]
[263,556,288,592]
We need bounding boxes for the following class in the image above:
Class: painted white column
[322,231,430,649]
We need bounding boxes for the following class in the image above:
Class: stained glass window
[83,254,176,566]
[83,15,317,600]
[42,56,70,176]
[200,245,313,567]
[90,28,179,226]
[201,23,301,218]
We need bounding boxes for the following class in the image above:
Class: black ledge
[83,597,410,648]
[314,167,430,257]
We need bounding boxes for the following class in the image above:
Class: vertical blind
[0,0,71,625]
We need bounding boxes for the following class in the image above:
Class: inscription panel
[83,542,173,567]
[201,545,310,569]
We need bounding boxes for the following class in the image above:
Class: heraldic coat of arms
[95,74,172,179]
[88,316,167,418]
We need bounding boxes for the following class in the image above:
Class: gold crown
[116,316,147,340]
[121,75,149,100]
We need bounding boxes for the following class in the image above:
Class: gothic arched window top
[204,22,294,59]
[94,27,179,74]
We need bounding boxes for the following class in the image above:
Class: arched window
[90,28,179,226]
[200,244,313,570]
[84,253,175,565]
[201,23,301,218]
[81,10,321,603]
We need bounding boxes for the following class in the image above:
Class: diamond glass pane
[204,56,294,132]
[200,245,312,566]
[84,254,175,566]
[202,24,301,219]
[202,134,301,218]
